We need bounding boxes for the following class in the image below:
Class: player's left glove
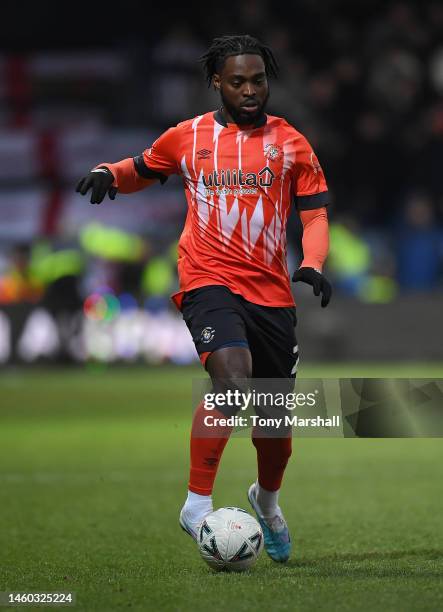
[292,267,332,308]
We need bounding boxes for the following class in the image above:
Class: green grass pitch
[0,363,442,611]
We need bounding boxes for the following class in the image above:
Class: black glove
[76,167,118,204]
[292,267,332,307]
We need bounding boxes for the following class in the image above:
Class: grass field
[0,364,442,611]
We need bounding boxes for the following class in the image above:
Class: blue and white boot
[247,482,291,562]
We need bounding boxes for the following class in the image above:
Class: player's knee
[211,374,251,418]
[206,346,252,380]
[206,347,252,417]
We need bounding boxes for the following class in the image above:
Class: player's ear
[213,74,221,92]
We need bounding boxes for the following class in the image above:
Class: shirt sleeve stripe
[133,156,168,184]
[296,190,329,210]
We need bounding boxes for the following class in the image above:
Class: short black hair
[200,34,279,87]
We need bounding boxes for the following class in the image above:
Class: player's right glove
[76,167,118,204]
[292,267,332,307]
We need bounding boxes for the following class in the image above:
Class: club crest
[264,144,282,162]
[201,327,215,344]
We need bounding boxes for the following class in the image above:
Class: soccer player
[76,35,331,563]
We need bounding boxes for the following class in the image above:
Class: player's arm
[291,135,332,307]
[293,207,331,307]
[76,127,180,204]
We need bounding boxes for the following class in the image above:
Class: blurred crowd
[1,0,443,330]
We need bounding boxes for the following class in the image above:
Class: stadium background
[1,2,442,611]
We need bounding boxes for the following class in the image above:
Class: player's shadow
[286,548,443,578]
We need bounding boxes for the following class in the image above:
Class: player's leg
[179,287,251,539]
[193,346,252,491]
[180,346,252,538]
[245,303,298,561]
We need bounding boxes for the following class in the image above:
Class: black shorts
[181,285,299,378]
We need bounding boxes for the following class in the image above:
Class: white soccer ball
[198,507,263,571]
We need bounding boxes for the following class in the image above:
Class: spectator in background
[0,244,43,304]
[395,192,443,291]
[150,25,206,123]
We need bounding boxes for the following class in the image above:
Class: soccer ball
[198,507,263,571]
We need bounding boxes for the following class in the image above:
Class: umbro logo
[197,148,212,159]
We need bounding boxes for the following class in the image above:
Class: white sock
[185,490,212,506]
[183,490,213,523]
[255,481,280,518]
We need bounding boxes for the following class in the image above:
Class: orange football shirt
[142,111,329,308]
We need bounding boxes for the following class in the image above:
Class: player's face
[214,54,269,125]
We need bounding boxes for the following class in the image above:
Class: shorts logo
[264,143,283,162]
[201,326,215,343]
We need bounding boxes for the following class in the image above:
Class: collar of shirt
[213,109,267,130]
